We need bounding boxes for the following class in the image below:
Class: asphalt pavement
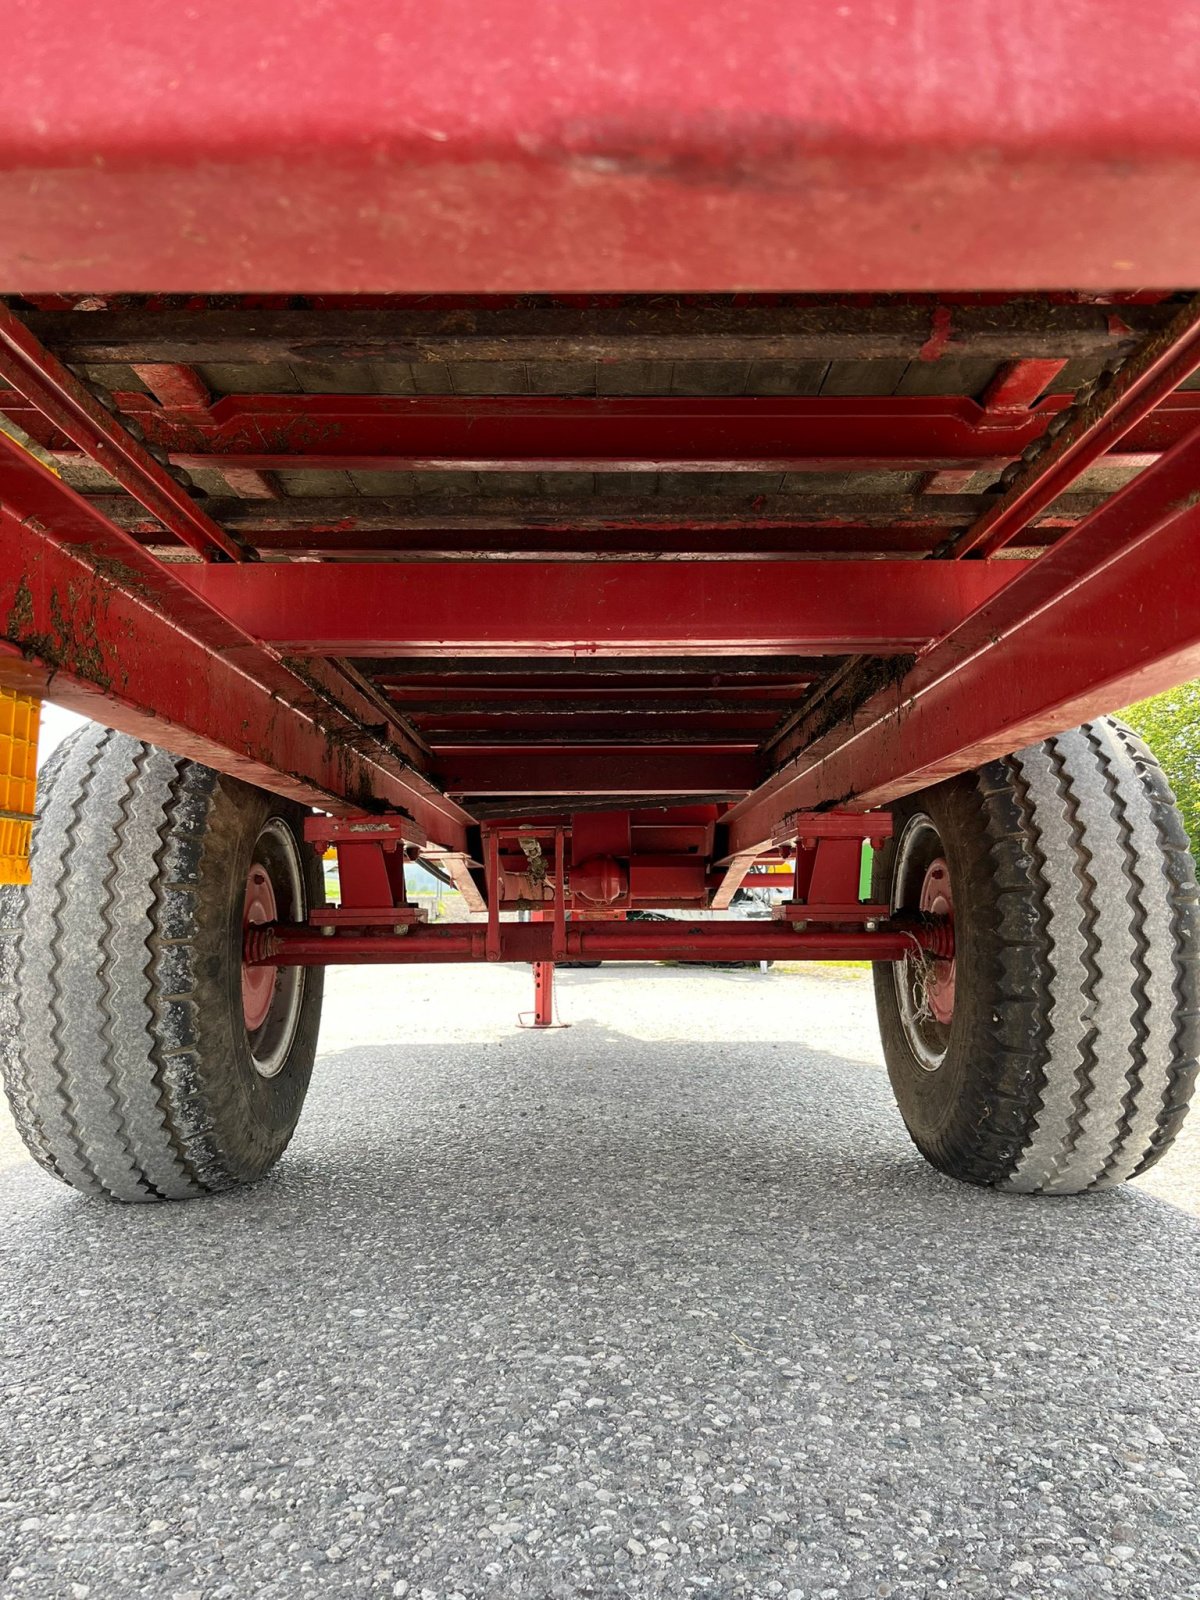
[2,963,1199,1600]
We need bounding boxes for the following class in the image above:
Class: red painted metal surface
[0,305,245,563]
[918,858,956,1024]
[724,421,1200,852]
[626,857,710,902]
[303,814,430,927]
[132,363,213,412]
[778,836,873,924]
[571,811,632,864]
[571,855,627,905]
[304,814,425,850]
[975,361,1068,421]
[245,920,945,967]
[0,503,457,845]
[241,864,280,1032]
[419,714,770,740]
[441,747,756,798]
[316,840,426,929]
[14,392,1200,476]
[947,297,1200,557]
[527,962,558,1027]
[4,21,1200,941]
[180,558,1026,656]
[0,433,470,846]
[4,3,1200,292]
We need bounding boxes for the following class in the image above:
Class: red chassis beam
[438,746,757,797]
[15,393,1200,476]
[246,921,935,967]
[179,558,1025,656]
[724,420,1200,853]
[0,437,470,847]
[4,2,1200,293]
[0,304,246,564]
[946,296,1200,558]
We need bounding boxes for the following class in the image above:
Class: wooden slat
[21,301,1172,366]
[90,490,1108,536]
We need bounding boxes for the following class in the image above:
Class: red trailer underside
[3,1,1200,946]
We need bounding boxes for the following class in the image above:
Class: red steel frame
[0,428,471,848]
[5,297,1200,952]
[247,809,939,969]
[247,922,933,966]
[4,2,1200,292]
[262,808,921,989]
[4,4,1200,993]
[724,418,1200,853]
[179,559,1025,658]
[7,392,1200,476]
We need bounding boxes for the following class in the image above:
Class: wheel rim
[891,813,956,1072]
[241,818,307,1079]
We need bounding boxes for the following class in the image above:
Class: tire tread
[874,717,1199,1195]
[0,728,322,1202]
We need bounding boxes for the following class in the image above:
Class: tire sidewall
[873,782,998,1169]
[175,774,325,1186]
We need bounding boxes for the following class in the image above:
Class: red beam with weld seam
[15,392,1200,475]
[724,420,1200,852]
[0,304,245,562]
[177,558,1027,656]
[246,921,935,966]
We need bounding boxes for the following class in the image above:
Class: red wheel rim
[918,856,955,1024]
[242,862,279,1032]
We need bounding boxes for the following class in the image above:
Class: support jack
[517,960,571,1030]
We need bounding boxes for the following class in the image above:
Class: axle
[244,918,952,967]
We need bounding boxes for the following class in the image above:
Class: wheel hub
[241,864,279,1033]
[240,819,308,1078]
[891,813,957,1073]
[918,856,956,1025]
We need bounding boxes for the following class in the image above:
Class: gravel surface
[2,962,1200,1600]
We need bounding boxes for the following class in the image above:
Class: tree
[1121,679,1200,868]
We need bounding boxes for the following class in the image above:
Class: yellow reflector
[0,690,40,886]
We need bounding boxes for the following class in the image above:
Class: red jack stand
[518,958,570,1030]
[516,858,571,1029]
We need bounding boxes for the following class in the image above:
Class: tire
[0,726,325,1202]
[872,717,1200,1194]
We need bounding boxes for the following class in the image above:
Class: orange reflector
[0,690,40,885]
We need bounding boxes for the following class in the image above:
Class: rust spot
[918,305,953,363]
[83,548,157,603]
[6,576,34,637]
[802,654,916,749]
[4,571,114,692]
